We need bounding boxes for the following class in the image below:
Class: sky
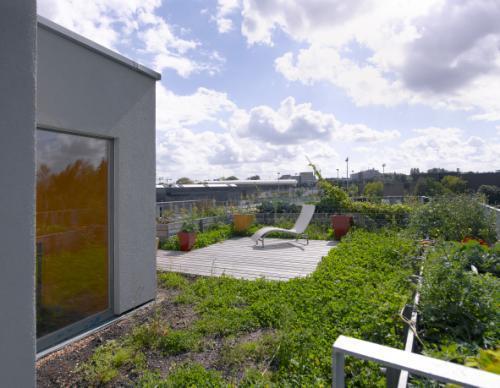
[38,0,500,181]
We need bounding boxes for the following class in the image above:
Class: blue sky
[39,0,500,180]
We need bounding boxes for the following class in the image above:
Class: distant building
[351,169,382,182]
[279,172,316,187]
[156,179,298,202]
[299,172,316,186]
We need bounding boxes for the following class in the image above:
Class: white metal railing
[332,336,500,388]
[482,203,500,239]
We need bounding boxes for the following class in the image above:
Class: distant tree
[348,184,359,197]
[176,177,193,184]
[414,177,445,196]
[410,168,420,176]
[364,181,384,198]
[427,167,449,174]
[225,176,239,181]
[247,175,260,180]
[441,175,467,193]
[478,185,500,205]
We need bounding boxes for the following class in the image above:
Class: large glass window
[36,129,111,344]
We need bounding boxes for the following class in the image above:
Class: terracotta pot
[233,214,255,232]
[331,215,353,240]
[177,231,196,251]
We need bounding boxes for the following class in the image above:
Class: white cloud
[155,92,401,180]
[354,127,500,173]
[214,0,241,33]
[233,96,399,144]
[225,0,500,121]
[38,0,221,77]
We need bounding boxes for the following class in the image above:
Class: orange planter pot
[233,214,255,232]
[331,215,353,240]
[177,231,196,251]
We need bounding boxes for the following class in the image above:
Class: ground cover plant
[73,229,417,386]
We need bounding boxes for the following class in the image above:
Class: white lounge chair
[251,204,316,247]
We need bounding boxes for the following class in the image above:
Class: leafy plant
[478,185,500,206]
[441,175,467,194]
[419,242,500,345]
[364,181,384,199]
[309,160,412,227]
[408,195,496,242]
[466,348,500,374]
[179,219,198,233]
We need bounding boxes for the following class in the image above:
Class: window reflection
[36,129,110,338]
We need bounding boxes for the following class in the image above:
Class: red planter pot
[177,231,197,251]
[331,215,353,240]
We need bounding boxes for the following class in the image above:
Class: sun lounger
[251,204,316,247]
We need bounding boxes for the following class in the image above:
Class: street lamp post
[382,163,386,175]
[345,157,349,191]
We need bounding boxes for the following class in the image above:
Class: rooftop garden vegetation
[78,230,418,386]
[40,167,499,385]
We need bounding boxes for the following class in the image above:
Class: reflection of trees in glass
[36,158,109,337]
[37,159,108,235]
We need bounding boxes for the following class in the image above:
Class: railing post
[332,349,345,388]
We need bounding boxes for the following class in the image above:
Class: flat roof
[206,179,298,186]
[37,15,161,81]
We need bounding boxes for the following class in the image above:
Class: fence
[157,215,231,241]
[482,203,500,239]
[156,209,410,242]
[332,336,499,387]
[156,199,257,219]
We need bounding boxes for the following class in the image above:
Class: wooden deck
[157,237,336,281]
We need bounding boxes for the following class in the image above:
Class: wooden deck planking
[157,237,336,280]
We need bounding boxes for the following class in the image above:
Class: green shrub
[364,181,384,199]
[478,185,500,205]
[419,243,500,345]
[409,195,496,242]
